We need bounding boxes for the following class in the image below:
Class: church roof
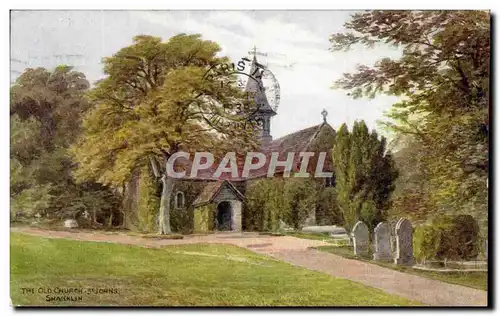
[192,180,245,206]
[262,124,325,154]
[247,123,334,179]
[181,122,335,181]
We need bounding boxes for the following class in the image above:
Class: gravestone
[351,221,369,257]
[373,222,392,261]
[64,219,79,229]
[394,218,414,265]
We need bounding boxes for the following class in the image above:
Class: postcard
[10,10,489,307]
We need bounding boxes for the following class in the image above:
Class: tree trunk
[158,174,173,234]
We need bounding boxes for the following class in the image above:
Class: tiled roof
[247,123,327,179]
[192,180,245,206]
[174,123,334,181]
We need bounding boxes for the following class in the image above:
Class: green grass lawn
[10,233,420,306]
[315,246,488,291]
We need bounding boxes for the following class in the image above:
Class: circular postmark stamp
[200,56,280,130]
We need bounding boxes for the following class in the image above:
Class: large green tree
[10,66,121,224]
[332,121,398,232]
[330,11,489,230]
[72,34,258,234]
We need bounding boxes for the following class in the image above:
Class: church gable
[192,181,244,207]
[303,123,336,173]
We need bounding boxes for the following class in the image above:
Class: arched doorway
[216,201,232,231]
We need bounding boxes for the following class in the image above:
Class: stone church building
[124,55,336,233]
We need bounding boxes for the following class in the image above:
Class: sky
[10,10,402,139]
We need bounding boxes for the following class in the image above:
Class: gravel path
[11,227,488,306]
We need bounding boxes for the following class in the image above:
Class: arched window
[175,191,185,209]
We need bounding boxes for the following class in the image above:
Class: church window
[175,191,185,209]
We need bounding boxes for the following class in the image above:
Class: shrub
[283,178,317,229]
[413,225,440,263]
[245,178,316,231]
[439,214,480,261]
[316,187,343,226]
[244,179,273,231]
[414,215,480,262]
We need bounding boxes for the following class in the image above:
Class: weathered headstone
[373,222,391,261]
[64,219,79,229]
[352,221,369,257]
[394,218,414,265]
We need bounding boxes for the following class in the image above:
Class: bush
[244,179,285,231]
[244,178,320,231]
[316,187,343,226]
[414,215,480,262]
[283,178,317,229]
[437,214,480,261]
[243,179,271,231]
[413,225,440,263]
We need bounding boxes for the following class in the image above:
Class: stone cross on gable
[321,109,328,123]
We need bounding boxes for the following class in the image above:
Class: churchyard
[10,10,489,308]
[271,217,488,291]
[312,218,488,291]
[10,216,487,306]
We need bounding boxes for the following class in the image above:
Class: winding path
[11,227,488,306]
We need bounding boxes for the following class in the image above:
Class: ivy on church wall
[124,169,246,234]
[169,180,207,234]
[122,167,207,233]
[193,204,216,232]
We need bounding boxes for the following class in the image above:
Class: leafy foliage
[283,178,318,229]
[244,178,339,231]
[10,66,122,224]
[137,165,160,232]
[315,186,344,226]
[413,224,441,263]
[414,214,480,262]
[332,121,398,232]
[72,34,259,234]
[244,178,286,231]
[330,11,489,232]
